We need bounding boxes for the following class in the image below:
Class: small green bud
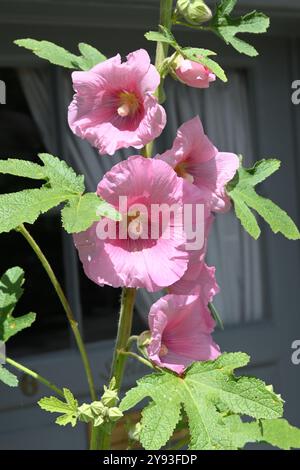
[102,388,118,407]
[90,400,106,415]
[176,0,212,25]
[137,330,151,348]
[94,415,105,427]
[77,403,94,423]
[108,407,123,422]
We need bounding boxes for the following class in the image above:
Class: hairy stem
[16,224,97,402]
[5,356,64,397]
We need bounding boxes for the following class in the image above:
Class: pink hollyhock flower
[74,155,210,292]
[68,49,166,155]
[169,262,219,299]
[175,56,216,89]
[147,294,221,374]
[168,214,219,296]
[156,116,239,212]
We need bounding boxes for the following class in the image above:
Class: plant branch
[118,350,155,370]
[16,224,97,402]
[5,356,64,397]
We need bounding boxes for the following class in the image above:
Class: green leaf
[1,312,36,343]
[227,159,300,240]
[224,416,300,450]
[38,388,79,428]
[14,39,82,69]
[212,3,270,57]
[0,187,71,234]
[243,190,299,239]
[0,267,36,342]
[38,396,72,415]
[260,418,300,450]
[0,266,24,316]
[14,39,106,71]
[181,47,216,57]
[182,49,227,82]
[37,153,84,193]
[0,159,44,180]
[243,159,281,186]
[217,0,237,17]
[145,26,177,46]
[120,352,283,450]
[222,415,261,449]
[61,192,121,234]
[0,154,120,233]
[77,43,107,70]
[233,196,261,240]
[0,365,18,387]
[0,154,84,193]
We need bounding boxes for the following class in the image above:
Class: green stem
[90,287,136,450]
[110,288,137,390]
[91,0,174,451]
[16,224,97,402]
[119,350,155,370]
[90,423,111,450]
[5,356,64,397]
[126,335,139,350]
[155,0,174,103]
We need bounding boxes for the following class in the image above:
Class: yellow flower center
[175,161,194,184]
[159,344,169,357]
[117,91,140,117]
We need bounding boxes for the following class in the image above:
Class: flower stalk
[5,356,64,397]
[16,224,97,402]
[90,0,174,451]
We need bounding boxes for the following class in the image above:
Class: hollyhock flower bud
[174,54,216,89]
[101,388,118,407]
[147,294,221,374]
[137,331,151,348]
[156,116,240,213]
[108,407,123,422]
[74,156,210,292]
[176,0,212,25]
[68,49,166,155]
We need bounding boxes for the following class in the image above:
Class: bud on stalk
[175,0,212,25]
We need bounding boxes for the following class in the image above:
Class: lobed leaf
[227,158,300,240]
[0,153,120,234]
[0,267,36,343]
[120,353,283,450]
[14,39,106,71]
[212,2,270,57]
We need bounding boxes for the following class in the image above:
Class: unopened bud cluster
[78,378,123,427]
